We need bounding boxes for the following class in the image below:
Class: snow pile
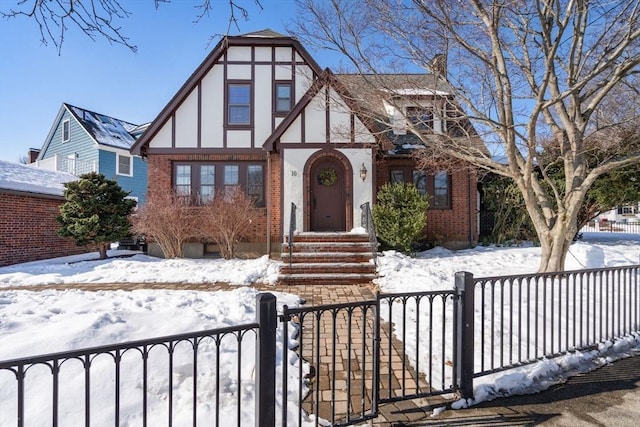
[0,253,280,287]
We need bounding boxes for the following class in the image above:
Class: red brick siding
[0,192,89,267]
[146,153,282,246]
[375,158,478,248]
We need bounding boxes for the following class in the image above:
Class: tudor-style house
[131,29,485,266]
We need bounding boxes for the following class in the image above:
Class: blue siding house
[33,103,149,204]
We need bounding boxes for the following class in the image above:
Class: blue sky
[0,0,336,163]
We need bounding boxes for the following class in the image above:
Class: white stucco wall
[174,89,198,148]
[280,116,302,143]
[305,95,327,143]
[339,148,373,229]
[295,65,314,102]
[150,121,172,148]
[255,64,272,144]
[201,65,224,147]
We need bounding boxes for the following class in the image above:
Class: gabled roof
[38,103,141,159]
[0,159,76,197]
[263,68,384,151]
[338,73,453,96]
[131,29,323,156]
[65,103,140,150]
[335,74,489,157]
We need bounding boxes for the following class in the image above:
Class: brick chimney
[27,148,40,163]
[431,53,447,78]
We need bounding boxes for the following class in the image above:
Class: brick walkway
[4,281,451,425]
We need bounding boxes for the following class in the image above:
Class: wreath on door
[318,167,338,187]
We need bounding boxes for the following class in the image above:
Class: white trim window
[117,154,132,176]
[62,119,70,143]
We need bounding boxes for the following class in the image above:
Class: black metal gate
[279,285,468,426]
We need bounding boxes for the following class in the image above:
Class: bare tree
[1,0,262,54]
[131,189,200,258]
[293,0,640,272]
[198,186,258,259]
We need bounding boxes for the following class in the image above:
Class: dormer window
[406,106,434,131]
[62,119,70,142]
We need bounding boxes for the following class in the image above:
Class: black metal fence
[0,311,262,427]
[2,266,639,426]
[469,265,640,379]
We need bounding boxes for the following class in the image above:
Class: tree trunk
[97,243,109,259]
[537,224,573,272]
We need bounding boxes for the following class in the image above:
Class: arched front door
[310,157,346,231]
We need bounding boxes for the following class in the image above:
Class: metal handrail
[289,202,296,267]
[360,202,378,267]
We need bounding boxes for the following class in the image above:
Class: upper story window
[406,106,434,131]
[174,162,265,207]
[117,154,132,176]
[275,82,292,113]
[390,168,451,209]
[227,83,251,125]
[62,119,70,142]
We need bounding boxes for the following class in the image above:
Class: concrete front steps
[279,232,378,285]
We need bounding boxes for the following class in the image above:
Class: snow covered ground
[1,233,639,425]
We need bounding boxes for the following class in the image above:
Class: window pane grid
[200,165,215,203]
[389,168,451,209]
[172,163,265,207]
[228,84,251,125]
[118,156,131,175]
[176,165,191,196]
[247,165,264,204]
[412,170,427,196]
[275,83,292,112]
[433,171,450,207]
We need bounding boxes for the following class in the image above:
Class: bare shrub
[131,190,199,258]
[199,187,258,259]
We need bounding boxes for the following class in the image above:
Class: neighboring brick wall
[0,191,88,267]
[375,158,478,248]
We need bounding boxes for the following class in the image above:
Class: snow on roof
[0,160,76,197]
[67,104,140,150]
[383,88,450,96]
